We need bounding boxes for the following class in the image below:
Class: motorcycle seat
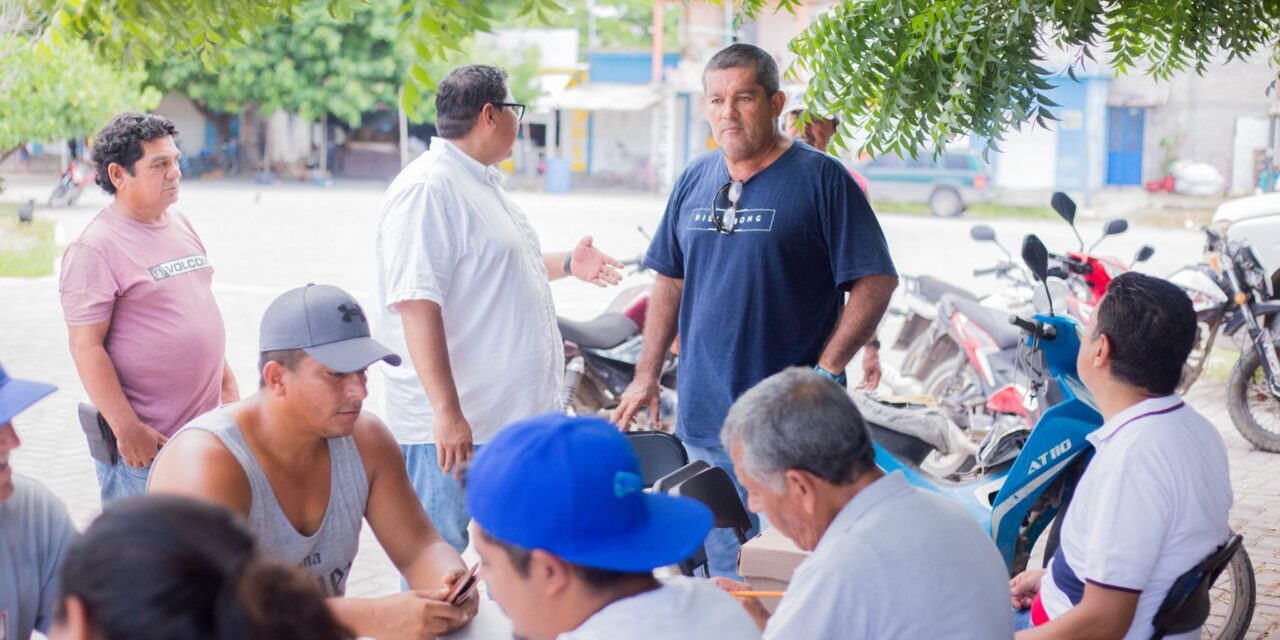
[558,313,639,350]
[946,297,1025,351]
[915,276,978,304]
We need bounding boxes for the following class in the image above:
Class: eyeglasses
[494,102,526,122]
[712,180,744,234]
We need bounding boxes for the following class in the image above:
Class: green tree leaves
[0,35,159,155]
[746,0,1279,158]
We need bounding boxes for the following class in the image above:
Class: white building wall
[154,92,208,154]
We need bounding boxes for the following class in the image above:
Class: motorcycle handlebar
[1008,315,1058,339]
[974,262,1019,278]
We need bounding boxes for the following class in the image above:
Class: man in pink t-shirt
[59,112,237,503]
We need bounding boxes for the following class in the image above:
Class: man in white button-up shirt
[375,64,623,553]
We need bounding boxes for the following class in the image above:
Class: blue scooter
[869,234,1255,639]
[874,234,1099,572]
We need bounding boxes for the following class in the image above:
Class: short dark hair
[91,112,179,195]
[258,348,307,387]
[435,65,510,139]
[477,528,646,589]
[57,496,352,640]
[1091,272,1197,395]
[703,43,780,97]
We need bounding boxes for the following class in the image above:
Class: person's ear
[783,469,820,515]
[262,361,288,396]
[770,90,787,119]
[530,549,573,597]
[1094,333,1113,369]
[50,595,93,640]
[108,162,129,191]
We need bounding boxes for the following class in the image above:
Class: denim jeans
[94,459,151,504]
[1013,608,1035,631]
[685,443,763,580]
[402,443,473,555]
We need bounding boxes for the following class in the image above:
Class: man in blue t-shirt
[612,43,898,578]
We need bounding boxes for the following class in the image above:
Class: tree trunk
[319,112,328,177]
[189,102,233,145]
[0,144,22,167]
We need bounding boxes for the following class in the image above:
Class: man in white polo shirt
[375,64,623,553]
[1010,272,1233,639]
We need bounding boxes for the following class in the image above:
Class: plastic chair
[653,460,710,494]
[651,460,712,577]
[1150,533,1244,640]
[625,431,688,488]
[670,466,753,545]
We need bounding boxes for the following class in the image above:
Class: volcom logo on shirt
[687,207,776,233]
[149,254,211,281]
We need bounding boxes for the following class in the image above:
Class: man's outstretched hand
[571,236,624,287]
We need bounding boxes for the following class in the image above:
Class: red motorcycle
[909,193,1153,474]
[559,234,678,430]
[48,160,95,207]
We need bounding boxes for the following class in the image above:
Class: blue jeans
[94,459,151,504]
[1013,608,1035,631]
[402,443,473,554]
[685,443,763,580]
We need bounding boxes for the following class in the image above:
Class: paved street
[3,177,1278,636]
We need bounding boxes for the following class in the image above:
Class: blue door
[1106,107,1145,185]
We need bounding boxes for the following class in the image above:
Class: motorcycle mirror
[1050,191,1085,251]
[970,225,997,242]
[1050,192,1077,225]
[1103,219,1129,236]
[1022,234,1055,315]
[1133,244,1155,265]
[1022,235,1050,282]
[1087,218,1130,253]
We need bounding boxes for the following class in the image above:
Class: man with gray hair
[713,368,1013,639]
[375,64,624,554]
[613,43,898,577]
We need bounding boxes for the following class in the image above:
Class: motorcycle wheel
[922,353,981,429]
[1203,546,1255,640]
[1037,521,1255,640]
[48,182,70,207]
[1226,348,1280,452]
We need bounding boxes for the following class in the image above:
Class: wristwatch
[814,365,848,386]
[562,253,573,275]
[866,339,881,349]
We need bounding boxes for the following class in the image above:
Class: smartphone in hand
[446,563,480,606]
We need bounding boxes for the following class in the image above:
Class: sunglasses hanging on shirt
[712,180,744,234]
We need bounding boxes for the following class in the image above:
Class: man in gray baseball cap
[151,284,477,639]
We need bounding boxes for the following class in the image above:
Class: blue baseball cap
[0,363,56,424]
[467,414,712,573]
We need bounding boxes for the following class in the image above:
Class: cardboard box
[737,527,810,613]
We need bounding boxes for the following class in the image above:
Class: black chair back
[625,431,688,488]
[653,460,710,494]
[653,460,713,577]
[1150,533,1243,640]
[671,466,753,545]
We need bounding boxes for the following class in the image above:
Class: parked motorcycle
[893,223,1036,383]
[1171,223,1280,452]
[559,232,677,430]
[907,195,1151,430]
[866,234,1256,639]
[48,159,95,207]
